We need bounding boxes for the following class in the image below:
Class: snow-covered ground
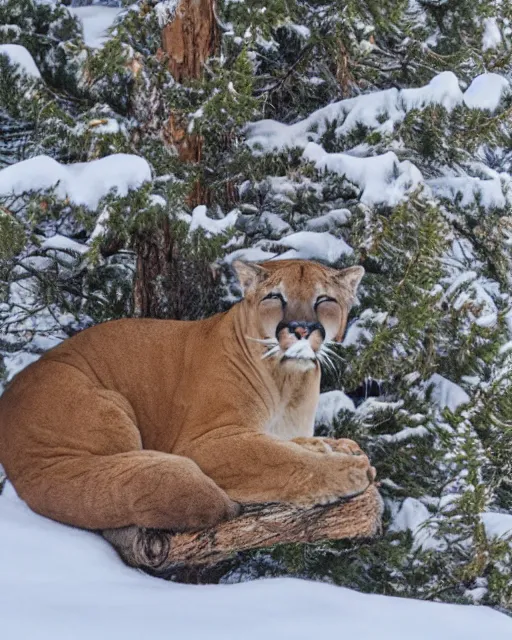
[0,481,511,640]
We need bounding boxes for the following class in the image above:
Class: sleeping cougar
[0,259,375,533]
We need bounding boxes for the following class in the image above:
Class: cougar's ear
[232,261,269,295]
[334,265,365,303]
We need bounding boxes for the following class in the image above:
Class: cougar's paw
[317,454,376,505]
[327,437,365,456]
[292,436,366,457]
[201,493,241,529]
[292,436,332,453]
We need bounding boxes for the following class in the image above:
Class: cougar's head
[233,259,364,371]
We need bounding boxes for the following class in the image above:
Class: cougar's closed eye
[261,292,287,306]
[314,295,337,310]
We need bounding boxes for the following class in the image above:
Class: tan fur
[0,259,373,533]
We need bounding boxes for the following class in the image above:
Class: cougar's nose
[278,321,326,340]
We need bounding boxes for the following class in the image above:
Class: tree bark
[133,220,173,318]
[103,485,382,580]
[133,0,219,318]
[160,0,219,83]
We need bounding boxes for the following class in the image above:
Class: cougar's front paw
[292,436,365,457]
[326,437,365,456]
[290,451,376,507]
[314,454,376,505]
[292,436,332,453]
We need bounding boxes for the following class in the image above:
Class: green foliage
[0,210,26,259]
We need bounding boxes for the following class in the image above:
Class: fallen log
[103,485,383,580]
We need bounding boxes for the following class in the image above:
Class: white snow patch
[465,580,488,604]
[304,143,423,207]
[482,512,512,541]
[401,71,463,112]
[425,374,470,413]
[224,247,278,263]
[263,211,291,235]
[1,482,511,640]
[272,230,353,262]
[153,0,179,28]
[463,73,510,112]
[389,497,442,551]
[40,235,89,255]
[246,72,463,154]
[0,44,41,79]
[306,209,351,231]
[0,154,152,211]
[90,208,110,241]
[482,17,502,51]
[379,425,429,444]
[428,174,508,211]
[286,23,311,39]
[187,205,238,236]
[315,391,356,426]
[343,309,387,347]
[69,6,123,49]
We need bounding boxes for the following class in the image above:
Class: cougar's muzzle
[276,321,326,342]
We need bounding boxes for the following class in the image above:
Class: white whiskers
[246,336,281,360]
[246,336,345,369]
[261,345,281,360]
[246,337,279,346]
[317,341,345,376]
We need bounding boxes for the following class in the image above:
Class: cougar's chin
[280,341,318,370]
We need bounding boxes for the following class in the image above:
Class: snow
[246,72,465,155]
[272,230,353,262]
[224,246,277,263]
[40,234,89,255]
[389,497,441,551]
[0,44,41,79]
[482,17,502,51]
[260,210,291,236]
[305,208,351,231]
[482,512,512,541]
[463,73,510,112]
[187,205,239,236]
[315,390,355,426]
[391,496,512,556]
[69,6,123,49]
[401,71,464,112]
[428,173,508,211]
[154,0,180,28]
[379,425,429,444]
[0,154,152,211]
[343,309,386,347]
[304,143,423,206]
[425,374,470,413]
[286,23,311,39]
[246,71,509,209]
[1,482,511,640]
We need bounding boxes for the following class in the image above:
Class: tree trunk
[160,0,219,83]
[103,485,383,582]
[133,0,218,318]
[133,220,173,318]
